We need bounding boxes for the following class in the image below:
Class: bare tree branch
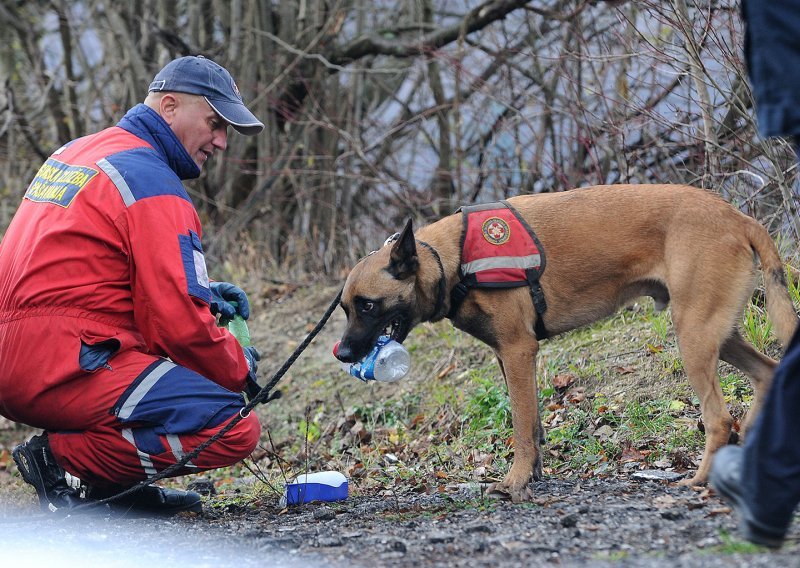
[328,0,536,63]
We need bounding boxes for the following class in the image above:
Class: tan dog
[335,184,798,502]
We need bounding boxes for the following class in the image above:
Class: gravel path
[4,475,799,567]
[197,477,799,567]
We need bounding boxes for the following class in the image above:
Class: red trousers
[5,345,260,486]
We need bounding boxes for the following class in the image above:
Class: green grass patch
[705,530,772,554]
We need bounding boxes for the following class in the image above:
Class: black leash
[65,287,344,516]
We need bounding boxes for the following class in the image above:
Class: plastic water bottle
[227,313,251,347]
[279,471,348,507]
[333,336,411,382]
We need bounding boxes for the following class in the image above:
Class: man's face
[164,94,229,169]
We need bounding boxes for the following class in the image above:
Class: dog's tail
[748,220,799,348]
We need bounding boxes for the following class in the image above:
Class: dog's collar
[417,240,448,322]
[384,233,448,322]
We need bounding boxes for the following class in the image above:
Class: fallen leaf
[347,462,365,477]
[593,424,614,441]
[553,374,577,389]
[669,399,686,412]
[410,414,425,428]
[566,387,586,404]
[646,343,663,354]
[349,420,370,443]
[620,445,644,463]
[437,363,457,379]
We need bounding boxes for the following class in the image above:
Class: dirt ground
[3,471,799,567]
[1,282,799,567]
[205,477,800,568]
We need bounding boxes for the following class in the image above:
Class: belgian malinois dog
[336,184,798,502]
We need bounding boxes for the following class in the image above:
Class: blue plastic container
[282,471,348,506]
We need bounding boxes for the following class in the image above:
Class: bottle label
[347,336,392,381]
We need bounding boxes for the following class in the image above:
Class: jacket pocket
[78,336,121,372]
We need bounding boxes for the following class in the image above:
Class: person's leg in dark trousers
[712,327,800,546]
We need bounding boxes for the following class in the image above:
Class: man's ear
[159,93,179,126]
[387,219,418,280]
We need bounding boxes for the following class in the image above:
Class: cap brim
[205,97,264,136]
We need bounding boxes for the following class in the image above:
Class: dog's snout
[335,342,356,363]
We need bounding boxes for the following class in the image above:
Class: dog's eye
[355,297,380,316]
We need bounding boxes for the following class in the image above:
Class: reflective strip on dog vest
[461,254,542,277]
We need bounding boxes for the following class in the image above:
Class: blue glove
[243,346,261,399]
[210,282,250,321]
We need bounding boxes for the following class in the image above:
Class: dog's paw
[485,483,511,501]
[677,474,707,487]
[486,482,534,503]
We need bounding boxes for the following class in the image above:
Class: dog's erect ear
[387,219,418,280]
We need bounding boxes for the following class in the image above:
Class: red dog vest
[452,200,548,338]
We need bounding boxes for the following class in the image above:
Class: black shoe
[88,484,203,516]
[710,446,787,549]
[12,433,85,513]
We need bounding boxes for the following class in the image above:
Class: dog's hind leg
[487,341,541,502]
[671,307,734,486]
[719,331,778,437]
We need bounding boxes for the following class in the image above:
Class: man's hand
[210,282,250,321]
[243,346,261,399]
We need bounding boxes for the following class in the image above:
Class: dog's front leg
[487,343,540,503]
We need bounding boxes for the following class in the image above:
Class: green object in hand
[219,301,251,347]
[228,314,251,347]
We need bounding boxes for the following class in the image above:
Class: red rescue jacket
[0,104,249,422]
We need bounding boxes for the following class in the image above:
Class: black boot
[88,484,203,516]
[12,433,85,513]
[710,446,787,548]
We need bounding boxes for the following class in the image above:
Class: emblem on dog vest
[451,200,549,338]
[482,217,511,245]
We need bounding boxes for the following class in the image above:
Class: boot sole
[12,443,57,512]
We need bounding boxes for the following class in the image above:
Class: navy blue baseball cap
[149,55,264,136]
